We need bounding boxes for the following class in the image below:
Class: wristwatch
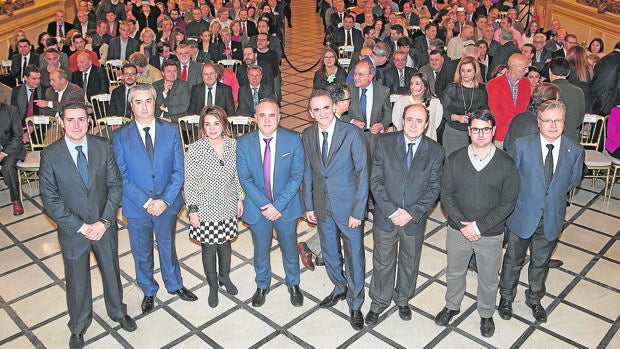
[99,218,112,229]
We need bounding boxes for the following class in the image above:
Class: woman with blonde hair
[139,27,158,59]
[8,29,29,59]
[566,45,593,112]
[440,56,488,156]
[184,105,243,308]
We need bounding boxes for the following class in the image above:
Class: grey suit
[344,82,393,153]
[39,135,126,334]
[553,79,585,142]
[0,82,11,105]
[107,37,140,60]
[153,79,190,121]
[419,64,439,95]
[43,83,85,116]
[11,84,45,120]
[369,133,444,313]
[177,61,203,89]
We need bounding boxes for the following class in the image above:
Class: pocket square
[281,152,291,157]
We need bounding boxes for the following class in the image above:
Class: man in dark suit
[149,43,177,71]
[107,22,140,61]
[487,29,520,81]
[113,84,197,315]
[531,33,553,70]
[590,41,620,115]
[10,39,39,85]
[419,49,444,95]
[109,64,138,118]
[75,10,97,38]
[11,65,44,121]
[71,53,109,99]
[366,104,444,326]
[345,60,393,153]
[330,15,364,53]
[239,8,258,37]
[302,89,369,330]
[46,10,75,37]
[35,69,85,117]
[549,58,585,142]
[413,23,439,67]
[551,34,578,59]
[382,50,417,94]
[39,103,136,349]
[0,82,11,105]
[498,100,584,324]
[218,28,243,61]
[383,25,410,55]
[236,65,276,116]
[237,46,276,87]
[0,103,26,216]
[152,60,190,122]
[175,44,203,89]
[237,99,305,307]
[189,63,235,116]
[402,2,421,26]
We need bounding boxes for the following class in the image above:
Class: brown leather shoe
[13,200,24,216]
[297,242,315,271]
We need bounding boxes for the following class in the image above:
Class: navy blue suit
[302,119,369,310]
[113,119,185,296]
[237,127,304,288]
[500,133,584,305]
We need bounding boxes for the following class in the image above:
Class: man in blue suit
[302,89,369,330]
[236,98,305,307]
[113,84,197,315]
[498,100,584,323]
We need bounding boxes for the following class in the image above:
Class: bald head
[507,53,529,80]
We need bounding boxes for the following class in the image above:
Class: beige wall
[0,0,75,59]
[534,0,620,50]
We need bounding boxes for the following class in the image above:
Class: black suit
[11,84,45,120]
[108,84,133,118]
[412,35,430,67]
[46,21,75,37]
[75,21,97,37]
[39,134,126,335]
[189,82,235,116]
[236,62,276,87]
[590,50,620,115]
[330,27,364,53]
[217,41,243,61]
[107,37,140,60]
[235,84,276,116]
[10,53,39,83]
[148,54,178,71]
[382,65,417,94]
[551,48,566,59]
[71,65,110,98]
[488,41,520,81]
[0,103,26,202]
[240,20,258,37]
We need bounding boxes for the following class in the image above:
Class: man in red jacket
[486,53,531,149]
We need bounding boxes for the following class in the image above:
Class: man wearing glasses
[498,100,583,323]
[436,109,519,338]
[109,63,138,118]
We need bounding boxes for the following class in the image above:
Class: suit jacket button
[152,175,155,178]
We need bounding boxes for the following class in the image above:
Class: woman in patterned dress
[184,106,244,308]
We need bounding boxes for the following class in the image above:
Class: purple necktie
[263,137,273,201]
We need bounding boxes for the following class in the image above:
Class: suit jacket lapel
[410,137,429,179]
[395,133,408,174]
[60,138,88,190]
[328,120,346,165]
[531,136,547,187]
[131,120,152,165]
[251,131,265,186]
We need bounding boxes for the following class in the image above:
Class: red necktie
[182,65,188,81]
[27,88,34,116]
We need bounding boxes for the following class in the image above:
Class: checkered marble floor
[1,1,620,348]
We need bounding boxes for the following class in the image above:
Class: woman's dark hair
[410,72,435,107]
[588,38,604,53]
[200,105,231,137]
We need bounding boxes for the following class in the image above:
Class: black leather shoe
[480,317,495,337]
[252,288,269,307]
[434,307,460,326]
[141,295,155,314]
[498,298,513,320]
[69,333,84,349]
[289,285,304,307]
[319,287,347,308]
[168,286,198,301]
[365,310,380,325]
[115,315,137,332]
[350,310,364,330]
[548,259,564,268]
[525,301,547,322]
[398,305,412,321]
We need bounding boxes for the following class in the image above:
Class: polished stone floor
[1,1,620,348]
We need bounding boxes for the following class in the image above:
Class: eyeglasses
[539,118,564,125]
[470,127,493,134]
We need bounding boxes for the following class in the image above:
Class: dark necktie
[207,87,213,106]
[263,137,273,201]
[22,56,27,79]
[58,23,64,37]
[544,144,554,189]
[321,131,329,165]
[83,72,88,97]
[339,13,343,23]
[346,30,351,46]
[399,69,405,87]
[407,142,414,170]
[76,145,88,187]
[360,88,367,125]
[252,87,259,109]
[144,127,154,163]
[27,88,34,117]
